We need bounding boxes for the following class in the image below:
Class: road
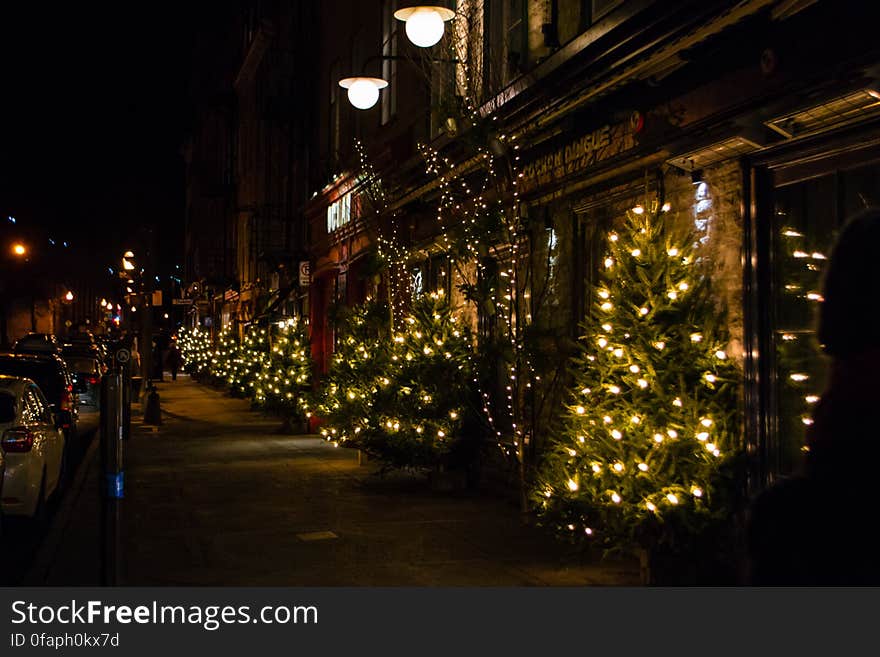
[0,406,99,585]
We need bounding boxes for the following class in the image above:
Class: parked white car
[0,375,66,518]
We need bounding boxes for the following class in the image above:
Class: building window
[484,0,526,92]
[762,155,880,479]
[326,192,352,233]
[329,59,341,159]
[382,0,398,125]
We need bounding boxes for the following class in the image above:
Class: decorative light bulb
[666,493,679,505]
[639,307,649,316]
[629,364,640,373]
[667,429,678,438]
[692,487,703,497]
[637,379,648,388]
[611,493,622,503]
[613,462,624,472]
[611,429,622,440]
[638,463,648,472]
[575,406,585,415]
[609,385,621,394]
[567,479,579,492]
[667,247,679,257]
[631,248,641,257]
[603,415,612,424]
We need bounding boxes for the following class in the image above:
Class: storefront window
[772,178,834,475]
[770,158,880,476]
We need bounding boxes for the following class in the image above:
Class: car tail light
[59,389,73,410]
[2,427,35,452]
[88,375,101,385]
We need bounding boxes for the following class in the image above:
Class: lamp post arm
[359,53,458,76]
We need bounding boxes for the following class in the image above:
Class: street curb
[21,433,100,585]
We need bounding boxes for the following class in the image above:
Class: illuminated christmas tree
[534,200,742,561]
[257,317,313,420]
[210,326,239,387]
[310,300,392,448]
[312,293,475,470]
[179,326,211,377]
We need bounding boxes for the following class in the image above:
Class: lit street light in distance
[64,291,74,302]
[122,250,136,272]
[11,243,27,257]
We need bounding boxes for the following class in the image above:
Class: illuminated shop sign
[326,192,352,233]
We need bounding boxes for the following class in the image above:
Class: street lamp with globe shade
[12,243,27,257]
[394,6,455,48]
[339,77,389,110]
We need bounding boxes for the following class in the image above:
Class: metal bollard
[99,370,124,586]
[143,384,162,426]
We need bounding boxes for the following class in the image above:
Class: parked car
[0,353,79,451]
[62,343,106,373]
[0,398,5,534]
[13,333,63,356]
[0,375,66,518]
[64,354,103,408]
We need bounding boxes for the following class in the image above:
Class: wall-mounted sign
[172,298,193,305]
[519,111,642,194]
[326,192,352,233]
[299,261,311,287]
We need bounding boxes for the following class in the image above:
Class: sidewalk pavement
[26,375,641,586]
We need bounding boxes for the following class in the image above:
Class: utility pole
[141,225,155,388]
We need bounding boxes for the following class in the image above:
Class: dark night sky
[0,4,197,285]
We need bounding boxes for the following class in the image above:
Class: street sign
[115,348,131,364]
[299,261,311,287]
[172,298,193,305]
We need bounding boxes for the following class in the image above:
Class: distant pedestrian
[168,342,183,381]
[747,207,880,585]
